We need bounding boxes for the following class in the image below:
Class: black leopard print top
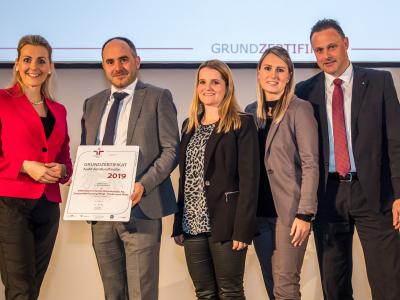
[182,123,215,235]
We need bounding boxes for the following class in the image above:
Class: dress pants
[91,216,161,300]
[314,178,400,300]
[253,217,276,300]
[183,233,247,300]
[0,195,60,300]
[271,218,308,300]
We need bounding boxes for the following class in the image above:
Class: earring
[15,68,19,72]
[48,71,52,75]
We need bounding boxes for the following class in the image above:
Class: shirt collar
[325,63,353,87]
[110,78,138,98]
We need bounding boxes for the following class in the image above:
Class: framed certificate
[64,145,139,222]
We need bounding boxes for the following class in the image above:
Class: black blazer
[295,66,400,212]
[172,114,259,244]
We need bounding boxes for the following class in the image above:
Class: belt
[328,172,358,182]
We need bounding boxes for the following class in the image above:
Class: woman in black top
[173,59,259,299]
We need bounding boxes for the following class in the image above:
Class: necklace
[29,97,44,105]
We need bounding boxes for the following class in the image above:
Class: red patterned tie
[332,78,350,176]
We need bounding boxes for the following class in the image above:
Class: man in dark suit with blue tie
[296,19,400,300]
[80,37,179,300]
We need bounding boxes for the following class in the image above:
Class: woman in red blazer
[0,35,72,300]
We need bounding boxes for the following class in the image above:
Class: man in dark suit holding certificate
[296,19,400,300]
[80,37,179,300]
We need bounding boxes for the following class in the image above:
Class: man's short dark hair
[310,19,346,41]
[101,37,137,57]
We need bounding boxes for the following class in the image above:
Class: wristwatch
[295,213,315,223]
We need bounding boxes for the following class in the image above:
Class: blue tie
[102,92,128,145]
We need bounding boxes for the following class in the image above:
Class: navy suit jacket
[295,66,400,212]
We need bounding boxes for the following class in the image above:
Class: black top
[257,100,278,218]
[173,114,260,244]
[40,110,55,139]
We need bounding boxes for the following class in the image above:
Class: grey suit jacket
[247,97,319,226]
[81,80,179,219]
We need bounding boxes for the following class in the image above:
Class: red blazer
[0,84,72,202]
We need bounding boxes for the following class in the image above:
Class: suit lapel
[203,129,224,174]
[313,73,330,164]
[351,66,368,140]
[127,81,146,144]
[45,99,60,143]
[179,128,194,178]
[89,90,110,145]
[265,121,280,158]
[265,98,299,158]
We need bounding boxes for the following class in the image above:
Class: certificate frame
[64,145,139,222]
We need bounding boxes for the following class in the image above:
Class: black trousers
[183,234,247,300]
[253,217,276,300]
[314,178,400,300]
[0,195,60,300]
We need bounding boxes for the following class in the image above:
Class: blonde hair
[256,46,295,125]
[187,59,241,133]
[10,35,55,99]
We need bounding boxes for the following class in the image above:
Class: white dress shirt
[324,64,356,172]
[96,79,138,145]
